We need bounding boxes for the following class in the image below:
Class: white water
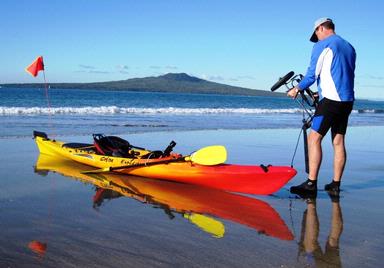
[0,106,304,115]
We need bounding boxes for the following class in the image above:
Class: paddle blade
[188,145,227,165]
[184,213,225,238]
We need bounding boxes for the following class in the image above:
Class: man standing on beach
[287,18,356,197]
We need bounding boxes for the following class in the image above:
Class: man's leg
[325,100,352,194]
[324,133,346,194]
[331,133,346,182]
[290,130,323,197]
[290,98,330,197]
[308,130,324,181]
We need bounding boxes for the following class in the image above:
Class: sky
[1,0,383,100]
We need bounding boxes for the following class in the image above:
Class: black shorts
[311,98,353,136]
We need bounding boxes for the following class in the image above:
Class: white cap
[310,17,333,42]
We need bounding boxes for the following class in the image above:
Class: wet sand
[0,126,383,267]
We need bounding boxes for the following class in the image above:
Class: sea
[1,87,384,138]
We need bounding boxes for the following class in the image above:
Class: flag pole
[42,67,55,138]
[42,70,51,111]
[26,56,54,135]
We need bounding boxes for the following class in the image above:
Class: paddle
[82,145,227,174]
[184,213,225,238]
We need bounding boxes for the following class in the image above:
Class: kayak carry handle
[33,130,48,139]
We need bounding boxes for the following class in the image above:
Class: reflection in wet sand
[28,240,47,258]
[34,154,294,242]
[298,198,343,267]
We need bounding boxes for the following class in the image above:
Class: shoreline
[1,124,383,139]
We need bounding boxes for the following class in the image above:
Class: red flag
[28,240,47,256]
[26,56,44,77]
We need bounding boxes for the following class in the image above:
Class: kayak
[35,153,294,240]
[34,131,297,195]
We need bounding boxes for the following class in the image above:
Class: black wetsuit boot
[290,179,317,198]
[325,180,341,201]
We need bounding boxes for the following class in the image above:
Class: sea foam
[1,106,381,116]
[0,106,303,115]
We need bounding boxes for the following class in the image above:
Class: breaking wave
[0,106,304,115]
[354,109,384,114]
[2,106,383,116]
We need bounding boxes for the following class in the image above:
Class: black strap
[260,164,271,173]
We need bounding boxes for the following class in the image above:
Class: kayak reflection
[297,197,343,267]
[34,154,293,241]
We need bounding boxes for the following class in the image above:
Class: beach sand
[0,126,383,267]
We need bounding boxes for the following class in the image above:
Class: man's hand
[287,87,300,99]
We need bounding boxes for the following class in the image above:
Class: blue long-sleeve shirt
[298,34,356,102]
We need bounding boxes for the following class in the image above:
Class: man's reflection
[298,196,343,267]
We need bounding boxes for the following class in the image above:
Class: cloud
[208,75,225,81]
[116,65,129,74]
[148,65,178,70]
[199,74,256,83]
[236,75,255,80]
[74,69,110,74]
[165,65,178,70]
[357,74,384,80]
[356,74,384,88]
[89,70,110,74]
[116,65,129,70]
[359,84,384,88]
[79,64,96,70]
[75,64,111,74]
[367,75,384,80]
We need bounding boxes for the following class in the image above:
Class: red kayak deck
[120,163,297,195]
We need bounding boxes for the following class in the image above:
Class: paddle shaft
[81,145,227,174]
[107,157,187,172]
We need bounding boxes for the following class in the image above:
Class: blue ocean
[1,87,384,138]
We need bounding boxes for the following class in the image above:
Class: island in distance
[1,73,283,97]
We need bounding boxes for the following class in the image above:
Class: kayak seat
[62,143,95,152]
[93,134,135,158]
[92,134,177,159]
